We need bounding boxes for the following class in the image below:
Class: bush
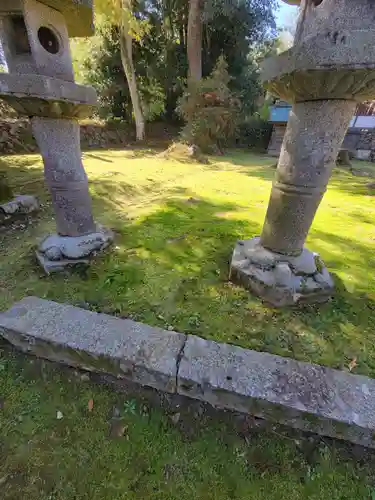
[178,56,240,154]
[236,117,273,151]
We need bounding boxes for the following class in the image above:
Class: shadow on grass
[211,155,375,197]
[84,152,114,163]
[121,196,256,276]
[1,154,375,377]
[61,191,375,377]
[206,154,276,184]
[328,169,375,197]
[0,156,46,199]
[90,177,141,202]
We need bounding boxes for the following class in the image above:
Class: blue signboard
[269,105,291,123]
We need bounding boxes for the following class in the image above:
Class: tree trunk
[187,0,202,81]
[120,10,145,141]
[179,24,185,53]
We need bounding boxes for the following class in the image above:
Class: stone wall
[0,119,178,154]
[268,124,375,160]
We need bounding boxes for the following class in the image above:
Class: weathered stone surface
[274,262,292,287]
[262,33,375,102]
[0,0,111,272]
[39,228,113,259]
[39,0,94,37]
[0,0,94,38]
[0,195,39,215]
[241,239,318,275]
[260,100,356,256]
[285,248,317,275]
[0,74,96,119]
[314,268,334,289]
[239,0,374,308]
[262,1,375,103]
[36,227,114,274]
[32,117,97,237]
[3,296,375,449]
[35,252,90,273]
[0,297,186,393]
[293,0,375,42]
[2,96,95,120]
[0,119,133,155]
[356,150,371,162]
[241,237,277,269]
[230,238,334,307]
[178,335,375,449]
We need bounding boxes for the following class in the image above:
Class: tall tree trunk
[179,23,185,53]
[187,0,202,81]
[120,4,145,141]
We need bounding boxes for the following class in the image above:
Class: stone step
[1,296,375,449]
[0,297,185,393]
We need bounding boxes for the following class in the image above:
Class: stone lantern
[0,0,113,272]
[230,0,375,306]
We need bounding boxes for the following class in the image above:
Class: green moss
[0,150,374,377]
[314,255,325,274]
[0,348,373,500]
[303,412,323,430]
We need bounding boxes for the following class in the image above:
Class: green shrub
[236,117,272,151]
[178,56,240,154]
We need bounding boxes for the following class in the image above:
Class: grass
[1,345,374,500]
[0,149,374,376]
[0,149,375,498]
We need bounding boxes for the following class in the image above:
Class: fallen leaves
[348,357,358,372]
[170,413,181,425]
[109,421,129,439]
[88,399,94,412]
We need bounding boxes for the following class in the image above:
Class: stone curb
[0,297,185,394]
[1,297,375,449]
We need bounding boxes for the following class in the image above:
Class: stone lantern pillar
[230,0,375,306]
[0,0,113,272]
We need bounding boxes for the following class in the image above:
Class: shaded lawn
[0,150,374,376]
[0,345,374,500]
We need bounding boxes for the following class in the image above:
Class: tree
[202,0,277,117]
[179,56,240,153]
[95,0,146,140]
[119,0,145,140]
[187,0,203,81]
[71,0,277,126]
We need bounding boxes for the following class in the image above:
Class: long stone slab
[178,335,375,449]
[0,297,186,393]
[1,297,375,448]
[0,74,97,105]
